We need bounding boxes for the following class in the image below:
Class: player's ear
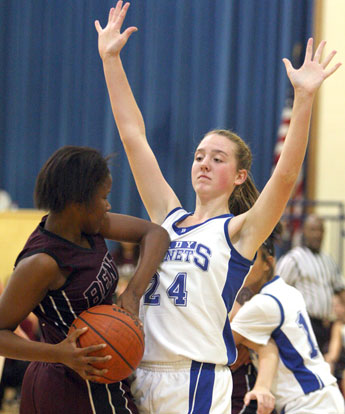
[263,256,274,274]
[234,169,247,186]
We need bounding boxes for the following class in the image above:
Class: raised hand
[95,1,137,60]
[283,38,341,96]
[55,327,111,381]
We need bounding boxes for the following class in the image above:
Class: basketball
[68,304,144,384]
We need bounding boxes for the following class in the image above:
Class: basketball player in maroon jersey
[0,146,170,414]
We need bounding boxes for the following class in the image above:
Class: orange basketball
[68,304,144,384]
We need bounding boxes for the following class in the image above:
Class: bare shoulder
[16,252,59,272]
[0,253,65,329]
[14,253,65,290]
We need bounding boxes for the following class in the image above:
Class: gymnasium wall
[0,210,44,286]
[313,0,345,271]
[315,0,345,205]
[1,2,343,281]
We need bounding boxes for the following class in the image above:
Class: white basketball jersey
[139,208,254,365]
[232,276,337,412]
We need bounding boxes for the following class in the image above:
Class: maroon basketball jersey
[15,215,118,343]
[15,217,118,343]
[17,216,138,414]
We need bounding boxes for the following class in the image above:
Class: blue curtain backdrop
[0,0,313,219]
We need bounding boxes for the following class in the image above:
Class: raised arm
[232,39,341,259]
[95,2,180,224]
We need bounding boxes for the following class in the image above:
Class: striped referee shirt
[276,246,345,321]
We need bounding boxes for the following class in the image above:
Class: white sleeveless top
[232,276,336,412]
[139,207,254,365]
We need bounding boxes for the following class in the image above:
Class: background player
[230,285,275,414]
[232,232,344,414]
[276,213,345,354]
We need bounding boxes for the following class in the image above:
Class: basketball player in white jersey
[95,2,342,413]
[232,233,345,414]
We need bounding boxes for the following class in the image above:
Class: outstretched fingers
[95,1,130,33]
[114,1,131,31]
[282,57,293,73]
[94,20,102,33]
[310,38,342,77]
[312,39,326,63]
[303,37,314,64]
[111,1,123,25]
[321,49,342,78]
[322,49,337,68]
[108,6,116,24]
[324,60,342,78]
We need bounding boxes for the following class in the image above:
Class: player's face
[82,174,112,234]
[191,134,245,202]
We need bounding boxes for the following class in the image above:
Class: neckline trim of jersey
[172,211,233,235]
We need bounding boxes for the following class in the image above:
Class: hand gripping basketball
[68,304,145,383]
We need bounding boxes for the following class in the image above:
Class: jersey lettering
[143,273,160,305]
[296,311,318,358]
[83,253,117,307]
[163,241,211,271]
[144,272,188,306]
[167,272,188,306]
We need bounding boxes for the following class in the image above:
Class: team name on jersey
[163,241,211,271]
[83,252,118,307]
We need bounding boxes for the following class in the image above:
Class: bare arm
[95,2,180,224]
[232,332,276,414]
[101,212,170,314]
[324,321,342,373]
[244,339,278,414]
[231,39,341,259]
[0,255,111,381]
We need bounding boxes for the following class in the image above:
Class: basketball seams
[78,314,135,371]
[84,309,144,348]
[68,304,144,384]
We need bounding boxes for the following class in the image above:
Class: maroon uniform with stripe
[16,216,138,414]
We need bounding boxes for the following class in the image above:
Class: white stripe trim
[119,381,134,414]
[86,380,96,414]
[237,371,251,414]
[48,296,69,332]
[39,303,46,314]
[105,384,116,414]
[61,290,78,320]
[190,363,203,413]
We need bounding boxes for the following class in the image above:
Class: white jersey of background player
[232,238,344,414]
[95,3,342,413]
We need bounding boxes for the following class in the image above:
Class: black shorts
[20,361,138,414]
[231,363,258,414]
